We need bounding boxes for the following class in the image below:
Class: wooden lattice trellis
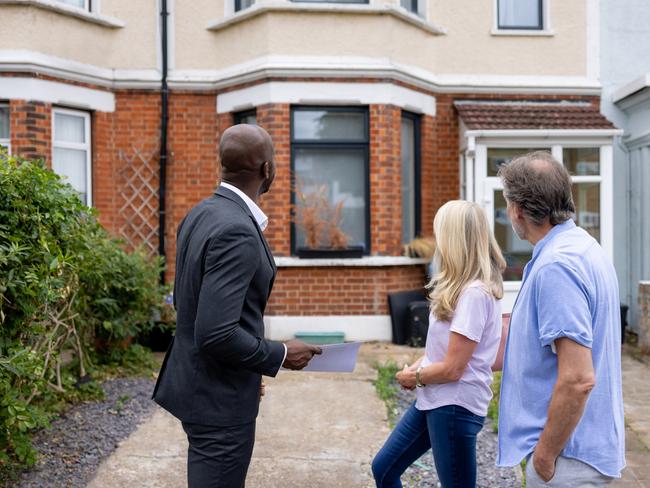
[118,146,159,255]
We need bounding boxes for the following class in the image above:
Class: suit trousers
[182,420,256,488]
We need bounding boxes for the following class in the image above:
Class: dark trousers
[182,421,256,488]
[372,403,485,488]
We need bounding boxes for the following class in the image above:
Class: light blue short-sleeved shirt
[497,220,625,478]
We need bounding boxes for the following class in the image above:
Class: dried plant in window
[292,177,350,250]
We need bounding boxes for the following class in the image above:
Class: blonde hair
[427,200,506,322]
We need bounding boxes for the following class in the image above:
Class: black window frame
[497,0,544,31]
[234,109,257,125]
[290,105,371,255]
[400,111,421,244]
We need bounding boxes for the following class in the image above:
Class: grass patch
[373,361,401,427]
[487,371,502,432]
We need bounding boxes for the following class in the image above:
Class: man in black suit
[153,124,321,487]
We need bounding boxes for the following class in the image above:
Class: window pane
[293,110,365,141]
[292,0,367,3]
[294,148,367,250]
[572,183,600,241]
[498,0,542,28]
[487,148,547,177]
[236,0,255,12]
[563,148,600,176]
[494,190,533,281]
[400,0,418,13]
[55,113,86,143]
[53,148,87,204]
[401,117,416,244]
[236,114,257,125]
[0,106,8,139]
[57,0,86,8]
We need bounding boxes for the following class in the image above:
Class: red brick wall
[257,104,292,256]
[10,100,51,162]
[166,92,220,277]
[266,265,427,315]
[370,105,403,255]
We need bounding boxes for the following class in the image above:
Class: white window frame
[52,108,92,206]
[464,136,614,312]
[0,103,10,155]
[492,0,554,36]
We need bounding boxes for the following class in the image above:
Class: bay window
[290,107,369,254]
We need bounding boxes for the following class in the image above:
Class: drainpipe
[159,0,169,284]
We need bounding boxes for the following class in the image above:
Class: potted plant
[292,179,364,259]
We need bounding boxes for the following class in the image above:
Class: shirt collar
[532,219,576,260]
[220,182,269,231]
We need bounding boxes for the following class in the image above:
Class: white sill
[0,0,126,28]
[275,256,430,267]
[491,28,554,37]
[207,2,445,36]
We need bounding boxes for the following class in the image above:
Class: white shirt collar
[220,182,269,231]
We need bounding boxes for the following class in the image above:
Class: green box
[294,331,345,345]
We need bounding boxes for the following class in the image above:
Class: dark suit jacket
[153,186,285,427]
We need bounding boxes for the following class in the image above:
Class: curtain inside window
[498,0,541,28]
[55,113,86,143]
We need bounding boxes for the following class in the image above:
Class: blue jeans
[372,403,485,488]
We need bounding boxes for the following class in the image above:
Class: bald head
[219,124,276,198]
[219,124,274,175]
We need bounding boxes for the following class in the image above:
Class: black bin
[407,301,430,347]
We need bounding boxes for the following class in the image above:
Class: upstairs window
[0,104,9,154]
[291,0,369,4]
[235,0,255,12]
[56,0,91,11]
[400,0,424,17]
[497,0,543,30]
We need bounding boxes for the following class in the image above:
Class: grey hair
[497,151,575,226]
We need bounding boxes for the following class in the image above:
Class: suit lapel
[215,186,277,277]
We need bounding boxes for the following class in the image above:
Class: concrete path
[88,343,415,488]
[88,344,650,487]
[615,353,650,487]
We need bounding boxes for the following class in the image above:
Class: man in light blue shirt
[496,151,625,486]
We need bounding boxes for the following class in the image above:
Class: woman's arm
[491,316,509,372]
[396,333,477,388]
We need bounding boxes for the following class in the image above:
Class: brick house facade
[1,0,619,340]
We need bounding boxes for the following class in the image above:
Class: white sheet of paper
[301,342,362,373]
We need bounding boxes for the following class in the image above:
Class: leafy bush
[0,152,168,474]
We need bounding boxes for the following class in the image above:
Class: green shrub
[0,152,169,474]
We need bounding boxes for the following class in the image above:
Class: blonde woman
[372,200,506,488]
